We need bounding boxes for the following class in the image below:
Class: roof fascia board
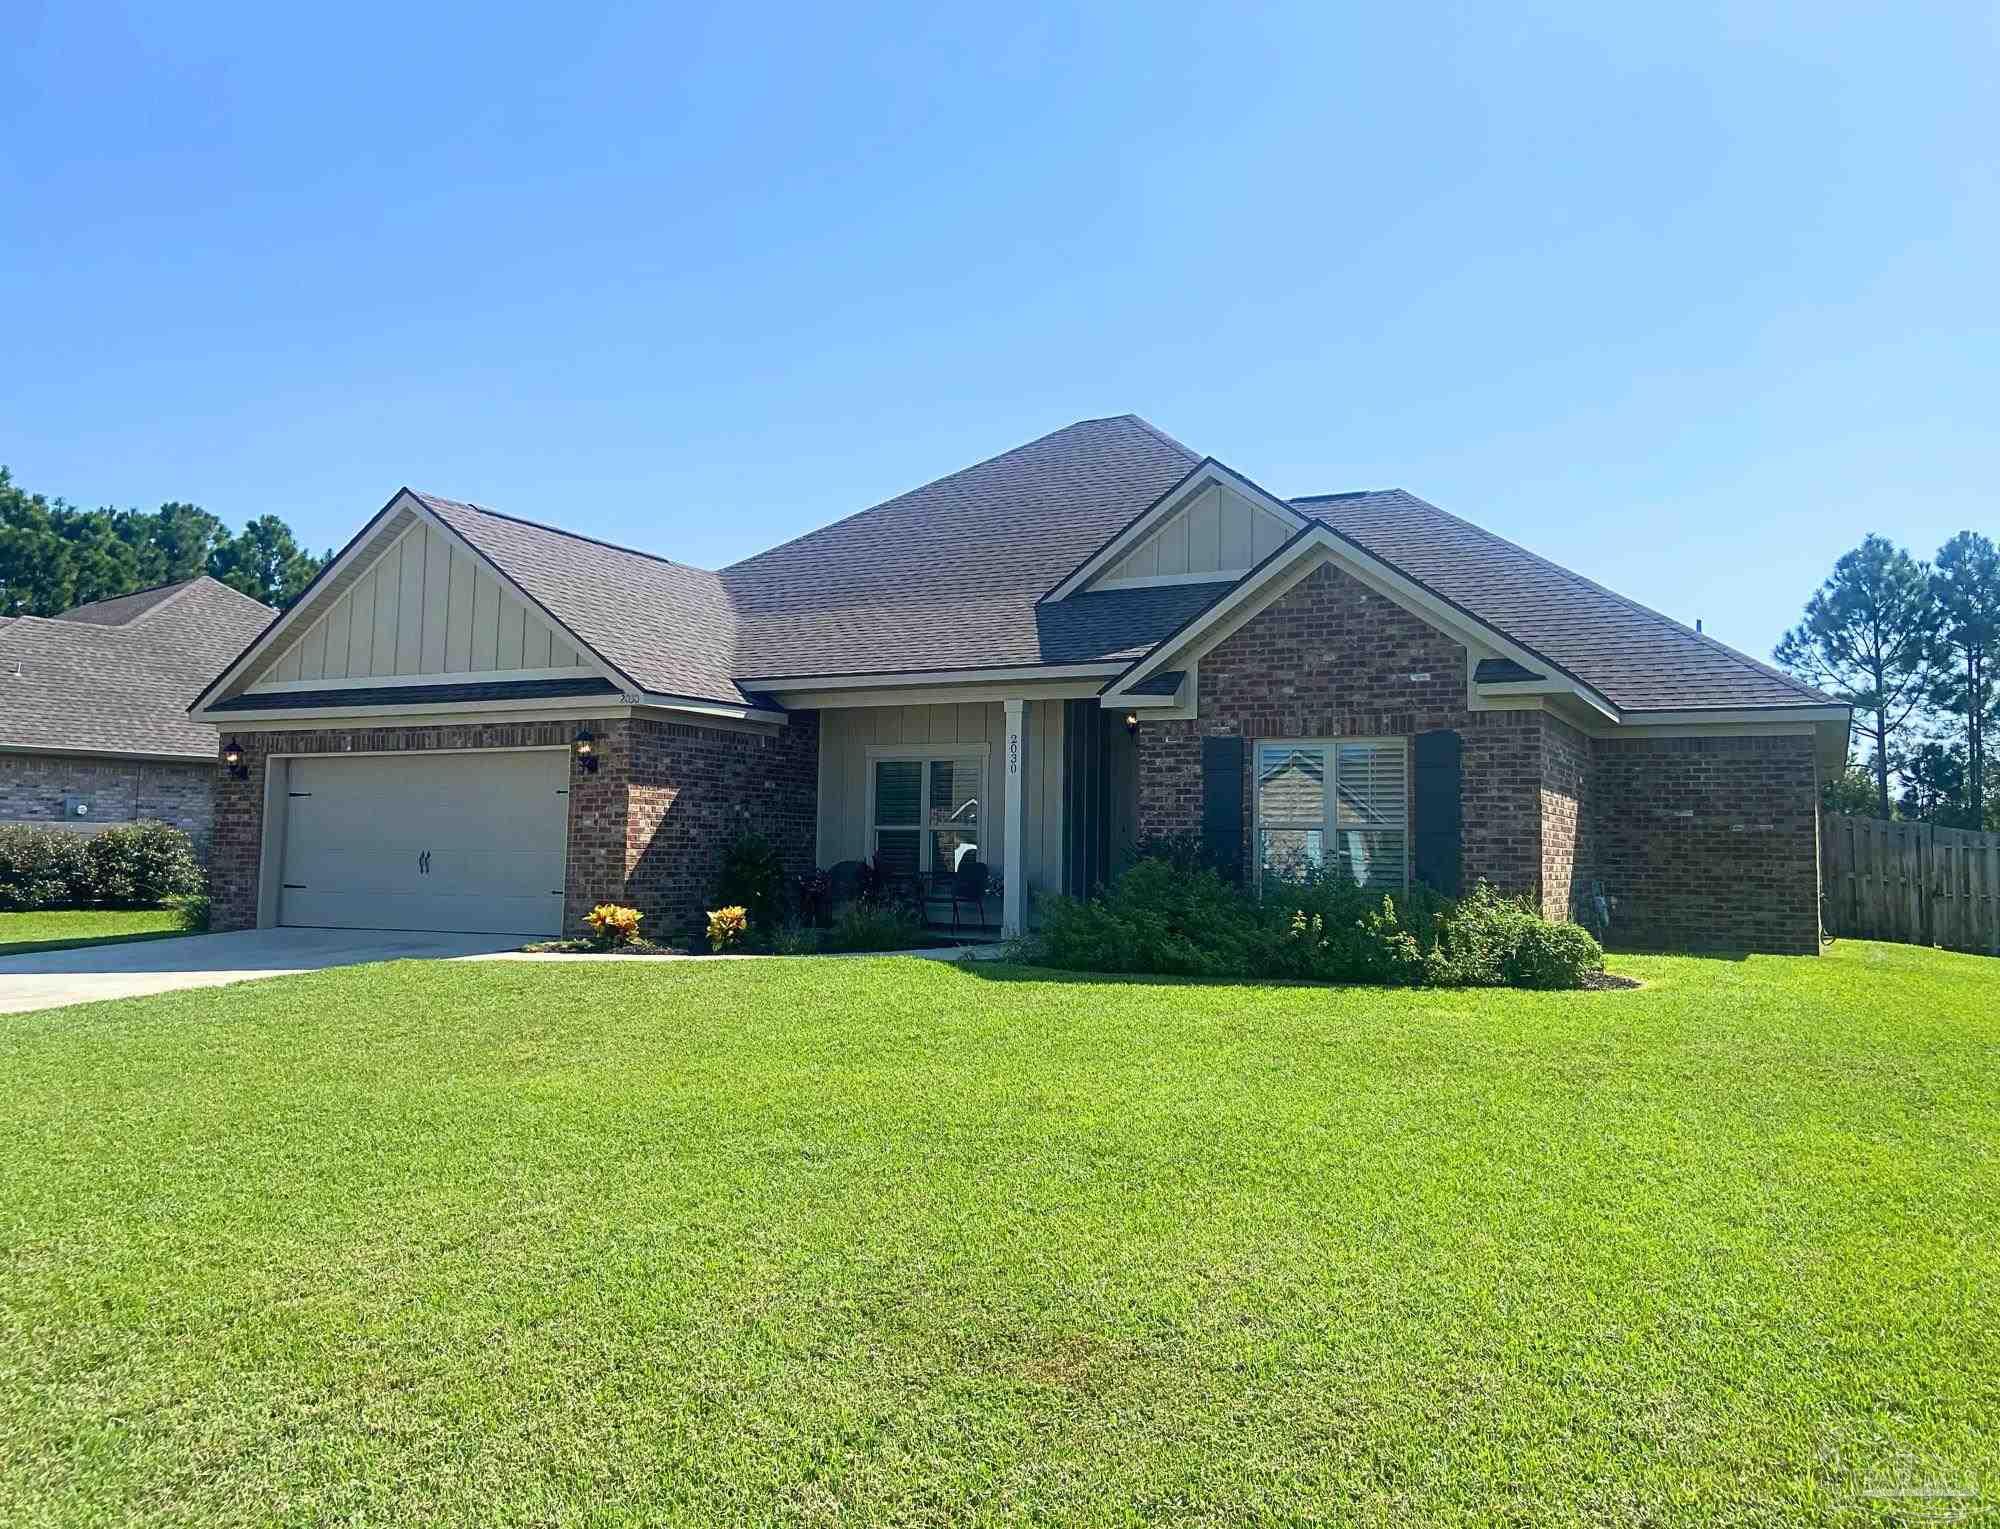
[189,489,413,712]
[764,677,1113,710]
[190,491,637,714]
[1041,459,1313,603]
[1103,526,1623,723]
[0,742,213,764]
[245,665,590,696]
[1617,704,1851,726]
[739,661,1125,691]
[202,698,638,729]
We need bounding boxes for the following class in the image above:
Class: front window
[871,752,985,882]
[1256,738,1408,891]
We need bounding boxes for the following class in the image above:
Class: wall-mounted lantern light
[572,727,600,774]
[1124,711,1140,737]
[222,738,249,781]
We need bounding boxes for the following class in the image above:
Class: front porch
[812,697,1139,934]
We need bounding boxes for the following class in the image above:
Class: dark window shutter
[1412,729,1463,896]
[1201,735,1245,884]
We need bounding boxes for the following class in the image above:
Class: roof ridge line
[1109,414,1202,461]
[56,575,198,617]
[129,574,273,627]
[418,493,720,577]
[1337,490,1833,706]
[722,417,1174,574]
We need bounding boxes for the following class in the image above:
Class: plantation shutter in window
[1256,742,1328,882]
[872,759,922,882]
[1334,741,1409,891]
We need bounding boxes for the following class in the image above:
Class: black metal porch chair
[944,859,991,933]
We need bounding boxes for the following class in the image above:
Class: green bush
[83,823,204,906]
[1034,858,1603,990]
[1504,919,1605,989]
[712,833,791,943]
[1039,859,1263,978]
[821,900,923,953]
[0,825,93,910]
[167,891,212,933]
[770,918,822,955]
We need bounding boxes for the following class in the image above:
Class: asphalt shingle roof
[360,418,1831,718]
[721,416,1200,677]
[413,494,748,704]
[2,577,275,758]
[1297,490,1835,711]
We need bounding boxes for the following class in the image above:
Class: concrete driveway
[0,927,524,1015]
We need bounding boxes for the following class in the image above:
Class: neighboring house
[2,577,275,858]
[189,417,1848,953]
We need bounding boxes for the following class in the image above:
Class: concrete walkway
[0,927,522,1015]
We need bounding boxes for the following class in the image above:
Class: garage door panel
[277,750,569,936]
[279,889,565,936]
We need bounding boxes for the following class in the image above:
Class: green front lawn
[2,942,1993,1525]
[0,906,184,957]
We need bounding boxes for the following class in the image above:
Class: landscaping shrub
[770,918,821,955]
[0,826,92,910]
[706,905,749,954]
[1504,919,1606,989]
[821,900,923,953]
[0,822,201,910]
[1034,857,1603,990]
[713,833,790,940]
[83,823,203,906]
[586,903,645,950]
[167,891,212,933]
[1039,859,1263,978]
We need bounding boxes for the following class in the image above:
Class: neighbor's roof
[3,577,275,757]
[318,416,1831,716]
[1295,490,1833,711]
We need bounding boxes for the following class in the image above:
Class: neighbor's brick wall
[1133,561,1551,899]
[0,751,218,858]
[622,712,820,943]
[1590,732,1821,955]
[208,713,819,938]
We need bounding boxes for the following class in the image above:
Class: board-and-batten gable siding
[1090,483,1293,586]
[816,700,1067,900]
[250,523,586,688]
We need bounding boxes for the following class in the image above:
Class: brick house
[188,418,1848,953]
[2,577,273,859]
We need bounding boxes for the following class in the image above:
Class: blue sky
[3,2,1993,662]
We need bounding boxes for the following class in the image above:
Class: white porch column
[1002,697,1028,937]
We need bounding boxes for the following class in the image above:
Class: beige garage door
[277,750,569,936]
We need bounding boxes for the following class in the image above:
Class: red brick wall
[1539,716,1592,922]
[1128,560,1824,954]
[209,711,819,939]
[1133,562,1551,899]
[622,712,820,943]
[1589,733,1821,954]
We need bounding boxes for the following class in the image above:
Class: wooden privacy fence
[1820,811,2000,954]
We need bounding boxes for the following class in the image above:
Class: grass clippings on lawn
[1,940,1994,1525]
[0,906,184,958]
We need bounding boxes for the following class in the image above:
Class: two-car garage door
[276,750,569,936]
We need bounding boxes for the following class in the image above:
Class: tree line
[0,466,330,614]
[1777,530,1998,830]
